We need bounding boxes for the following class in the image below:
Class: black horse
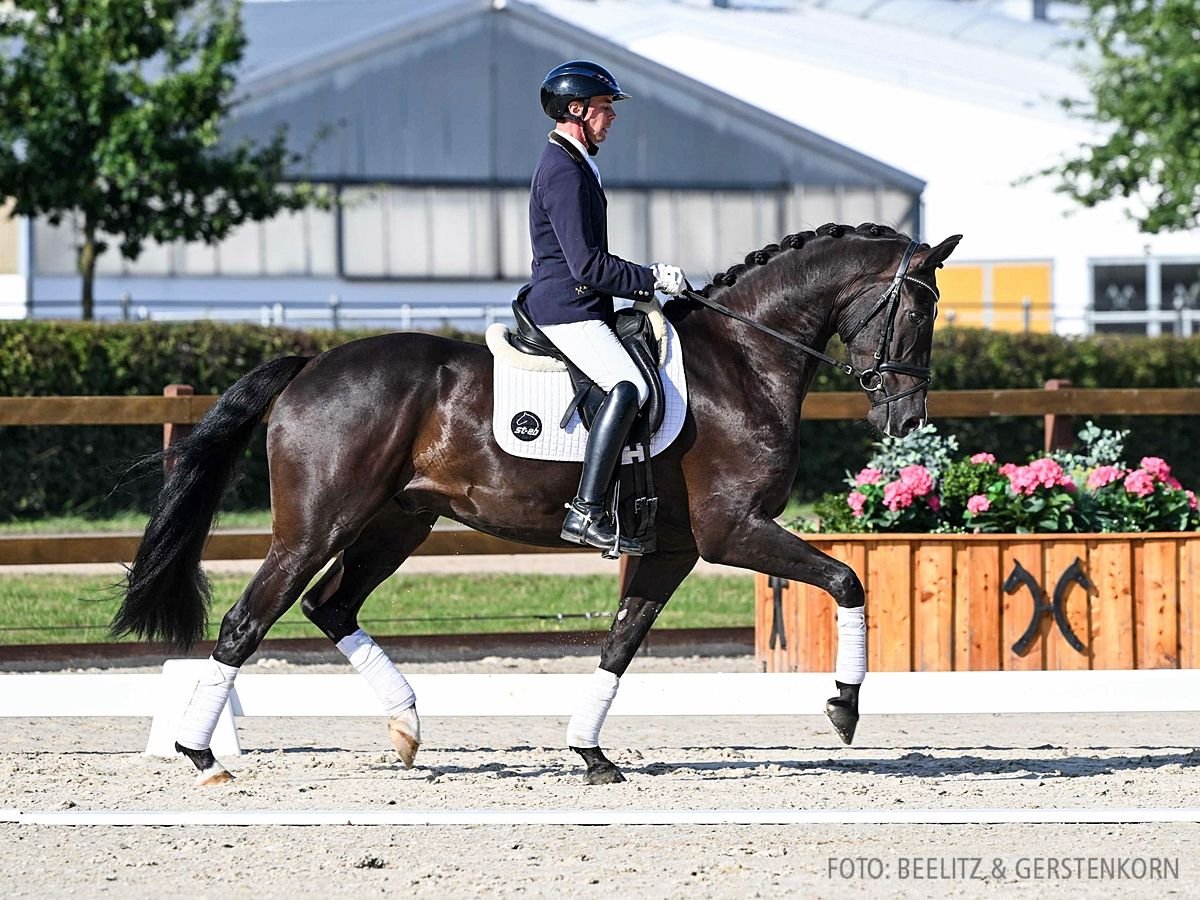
[112,222,960,784]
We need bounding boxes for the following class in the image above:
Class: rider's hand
[651,263,687,296]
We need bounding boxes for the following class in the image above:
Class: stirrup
[561,501,643,557]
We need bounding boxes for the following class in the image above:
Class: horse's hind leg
[568,548,699,785]
[174,531,345,784]
[300,504,437,769]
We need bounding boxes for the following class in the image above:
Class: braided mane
[695,222,922,299]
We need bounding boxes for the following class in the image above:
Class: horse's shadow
[617,746,1200,781]
[329,743,1200,781]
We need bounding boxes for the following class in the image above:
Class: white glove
[651,263,687,296]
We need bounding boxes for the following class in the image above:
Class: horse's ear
[912,234,962,270]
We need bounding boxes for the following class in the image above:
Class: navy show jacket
[522,132,656,327]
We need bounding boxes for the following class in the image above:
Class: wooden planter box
[754,533,1200,672]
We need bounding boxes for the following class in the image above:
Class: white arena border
[1,665,1198,757]
[2,808,1198,827]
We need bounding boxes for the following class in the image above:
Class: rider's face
[572,95,616,143]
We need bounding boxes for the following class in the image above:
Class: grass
[0,509,273,534]
[0,572,754,645]
[0,497,815,535]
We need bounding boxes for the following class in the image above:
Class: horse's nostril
[899,416,924,436]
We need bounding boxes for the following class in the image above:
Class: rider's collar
[549,131,602,182]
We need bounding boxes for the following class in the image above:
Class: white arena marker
[1,808,1198,827]
[2,669,1198,758]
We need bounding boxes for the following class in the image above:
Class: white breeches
[540,319,650,407]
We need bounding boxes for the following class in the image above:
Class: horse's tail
[110,355,311,651]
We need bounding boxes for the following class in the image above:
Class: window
[1090,261,1200,335]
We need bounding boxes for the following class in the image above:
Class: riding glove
[651,263,687,296]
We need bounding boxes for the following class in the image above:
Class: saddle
[509,292,666,435]
[506,291,664,553]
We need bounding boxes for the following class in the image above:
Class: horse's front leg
[696,513,866,744]
[568,548,699,785]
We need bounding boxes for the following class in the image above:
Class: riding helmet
[539,60,630,120]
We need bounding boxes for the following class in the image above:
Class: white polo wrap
[836,605,867,685]
[566,668,620,748]
[337,628,416,716]
[177,656,239,751]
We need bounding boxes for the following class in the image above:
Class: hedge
[1,321,1198,519]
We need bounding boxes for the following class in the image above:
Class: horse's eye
[906,310,926,326]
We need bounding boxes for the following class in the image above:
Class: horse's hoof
[176,742,232,785]
[572,746,626,785]
[195,763,234,786]
[825,698,859,745]
[584,764,627,785]
[388,707,421,769]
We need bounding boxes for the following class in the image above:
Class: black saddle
[510,291,666,435]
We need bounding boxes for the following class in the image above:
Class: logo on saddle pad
[510,411,542,442]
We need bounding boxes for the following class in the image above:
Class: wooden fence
[0,383,1197,567]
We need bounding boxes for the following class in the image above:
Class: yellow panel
[993,262,1053,334]
[0,199,17,275]
[936,264,983,330]
[938,265,984,304]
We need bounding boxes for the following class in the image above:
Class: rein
[680,239,940,407]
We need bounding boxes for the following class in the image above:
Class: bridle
[680,239,940,408]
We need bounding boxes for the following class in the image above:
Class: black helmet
[539,60,630,121]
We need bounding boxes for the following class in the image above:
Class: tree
[0,0,318,318]
[1043,0,1200,233]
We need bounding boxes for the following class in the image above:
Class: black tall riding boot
[561,381,643,556]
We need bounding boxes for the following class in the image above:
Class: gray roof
[228,0,925,191]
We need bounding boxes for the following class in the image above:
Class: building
[1,0,1196,335]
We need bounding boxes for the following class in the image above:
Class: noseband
[680,239,939,407]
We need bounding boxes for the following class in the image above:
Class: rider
[525,60,687,556]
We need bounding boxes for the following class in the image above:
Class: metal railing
[32,294,519,331]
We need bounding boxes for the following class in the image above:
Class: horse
[111,222,961,785]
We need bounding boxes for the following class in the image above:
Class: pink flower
[927,494,941,512]
[883,480,915,511]
[1188,491,1198,510]
[1140,457,1172,482]
[1087,465,1125,490]
[999,463,1019,477]
[1123,469,1156,498]
[1006,458,1073,496]
[970,452,996,464]
[897,464,934,497]
[1166,475,1183,490]
[855,467,884,486]
[1028,457,1072,489]
[966,494,991,515]
[1005,465,1039,496]
[847,491,868,517]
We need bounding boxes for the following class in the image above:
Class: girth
[510,293,666,435]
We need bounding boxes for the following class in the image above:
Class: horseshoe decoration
[1004,558,1091,656]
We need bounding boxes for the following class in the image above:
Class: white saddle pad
[487,317,688,463]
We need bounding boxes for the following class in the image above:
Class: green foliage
[0,0,322,316]
[2,322,1200,522]
[0,321,361,518]
[1036,0,1200,232]
[858,423,958,482]
[1047,420,1130,473]
[938,456,998,525]
[803,426,1199,535]
[963,460,1080,534]
[794,327,1200,502]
